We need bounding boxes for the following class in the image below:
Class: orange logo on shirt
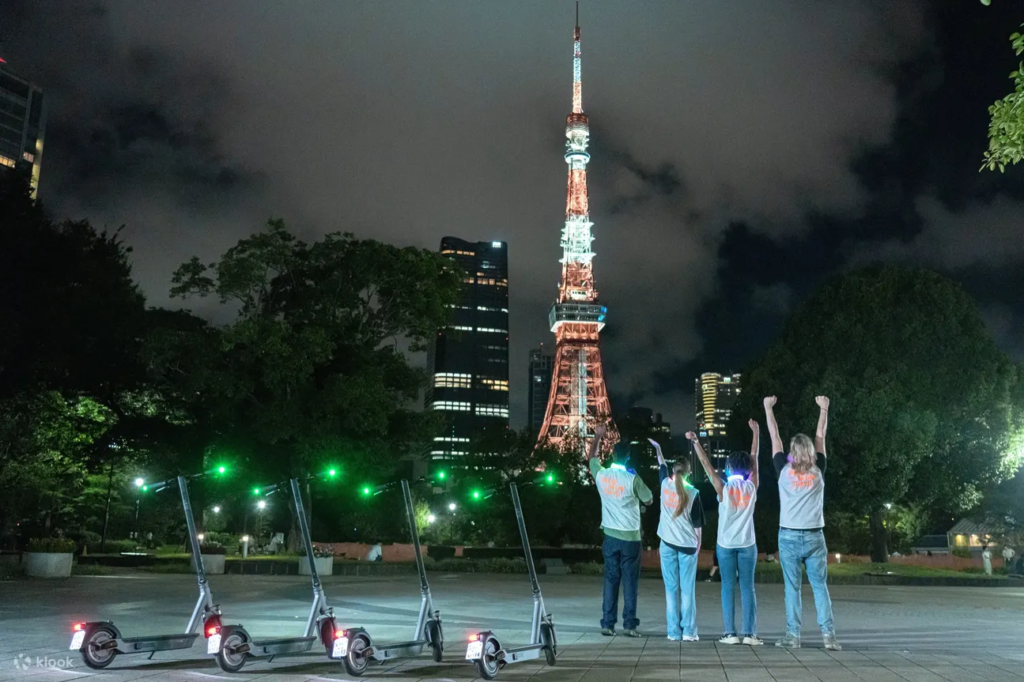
[788,469,817,490]
[727,486,752,510]
[599,474,626,499]
[662,487,679,509]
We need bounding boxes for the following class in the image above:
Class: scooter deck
[501,644,543,664]
[370,639,427,659]
[119,633,199,651]
[248,636,317,656]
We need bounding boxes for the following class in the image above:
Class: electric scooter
[70,472,224,669]
[466,481,556,680]
[214,477,338,672]
[332,478,444,676]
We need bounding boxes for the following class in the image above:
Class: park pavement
[0,571,1021,681]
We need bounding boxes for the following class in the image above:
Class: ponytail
[671,460,691,519]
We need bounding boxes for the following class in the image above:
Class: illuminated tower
[538,5,618,454]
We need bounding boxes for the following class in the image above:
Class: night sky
[4,1,1023,433]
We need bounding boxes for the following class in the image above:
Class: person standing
[590,424,653,637]
[764,395,841,651]
[982,545,993,576]
[1002,545,1016,570]
[649,438,705,642]
[688,421,762,646]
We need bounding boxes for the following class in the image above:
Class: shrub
[199,543,226,555]
[144,562,193,574]
[952,547,973,559]
[478,558,527,574]
[87,539,143,555]
[72,563,112,576]
[27,538,76,553]
[300,545,335,559]
[568,561,604,576]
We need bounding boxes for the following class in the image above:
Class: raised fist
[748,419,759,432]
[763,396,777,408]
[685,431,698,442]
[594,424,607,438]
[815,396,830,410]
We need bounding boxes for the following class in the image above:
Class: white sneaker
[682,635,700,642]
[775,633,801,649]
[823,633,842,651]
[667,635,681,642]
[742,636,764,646]
[718,634,741,645]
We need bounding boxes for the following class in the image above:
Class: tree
[981,13,1024,171]
[736,266,1024,561]
[161,219,463,548]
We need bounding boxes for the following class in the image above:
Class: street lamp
[132,477,145,540]
[257,500,266,510]
[212,506,221,514]
[427,514,436,524]
[448,502,457,512]
[134,477,144,488]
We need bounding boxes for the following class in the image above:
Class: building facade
[426,237,509,459]
[694,372,742,471]
[528,345,555,437]
[618,407,672,471]
[0,62,45,195]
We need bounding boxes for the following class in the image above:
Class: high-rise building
[695,372,742,470]
[0,61,45,195]
[537,6,618,455]
[426,237,509,459]
[528,345,555,437]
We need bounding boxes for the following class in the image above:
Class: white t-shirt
[595,466,642,532]
[717,477,757,549]
[774,452,827,530]
[657,477,700,549]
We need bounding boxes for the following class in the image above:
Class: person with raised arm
[589,424,653,637]
[649,437,705,642]
[764,395,841,651]
[687,421,762,646]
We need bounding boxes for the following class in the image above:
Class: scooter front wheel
[80,625,118,669]
[343,632,371,677]
[425,619,444,662]
[216,632,248,673]
[540,622,557,666]
[474,634,500,680]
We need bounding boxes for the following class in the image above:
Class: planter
[300,556,333,576]
[24,552,73,578]
[201,554,225,575]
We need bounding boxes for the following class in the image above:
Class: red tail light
[73,623,84,632]
[334,629,346,639]
[469,634,479,642]
[206,625,220,637]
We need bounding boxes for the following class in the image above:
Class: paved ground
[0,571,1022,681]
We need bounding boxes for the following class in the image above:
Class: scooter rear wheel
[474,634,500,680]
[425,619,444,662]
[342,632,371,677]
[80,625,118,669]
[540,622,557,666]
[216,632,248,673]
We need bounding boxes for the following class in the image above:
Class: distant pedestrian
[982,545,993,576]
[366,542,383,562]
[689,421,762,646]
[649,438,704,642]
[1002,545,1016,569]
[707,550,719,582]
[590,424,653,638]
[765,395,841,651]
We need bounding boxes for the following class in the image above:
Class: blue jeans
[778,529,835,637]
[716,544,757,636]
[602,535,641,630]
[659,542,698,638]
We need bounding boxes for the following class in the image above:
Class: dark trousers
[602,535,641,630]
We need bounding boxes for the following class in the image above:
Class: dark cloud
[3,0,1022,431]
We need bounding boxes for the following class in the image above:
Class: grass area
[72,563,113,576]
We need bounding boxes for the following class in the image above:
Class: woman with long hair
[649,438,705,642]
[764,395,840,651]
[687,420,762,646]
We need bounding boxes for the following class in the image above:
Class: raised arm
[589,423,606,462]
[748,419,760,488]
[648,438,666,467]
[687,431,723,499]
[763,396,784,454]
[815,396,829,456]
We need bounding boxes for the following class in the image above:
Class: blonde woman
[687,420,762,646]
[764,395,840,651]
[649,438,704,642]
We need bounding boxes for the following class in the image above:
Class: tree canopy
[982,21,1024,171]
[734,266,1024,560]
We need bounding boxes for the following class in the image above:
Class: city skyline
[4,2,1023,430]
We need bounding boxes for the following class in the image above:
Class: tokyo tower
[538,3,619,454]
